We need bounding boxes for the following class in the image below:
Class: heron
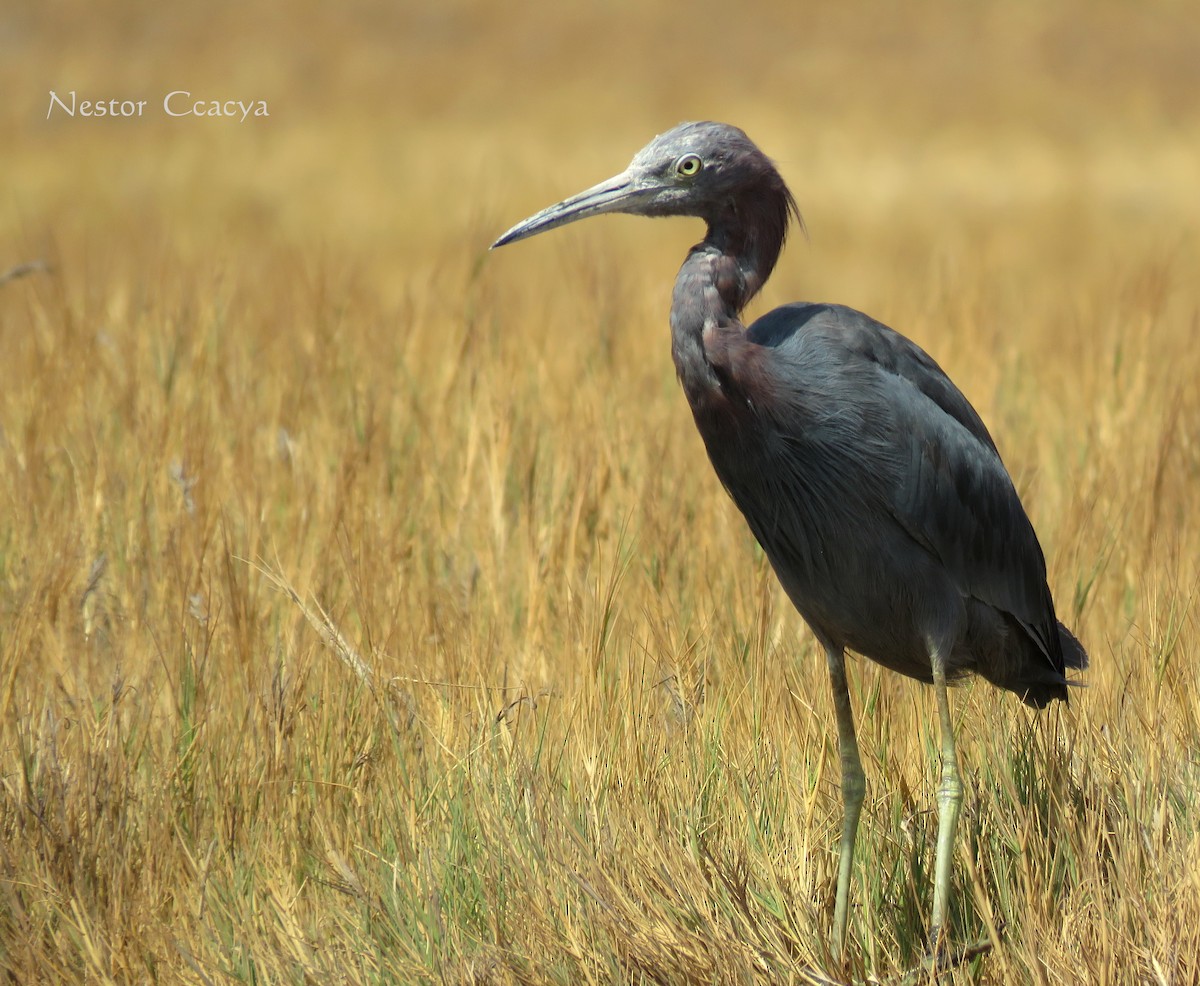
[490,121,1087,957]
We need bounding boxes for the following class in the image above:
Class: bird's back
[689,302,1087,706]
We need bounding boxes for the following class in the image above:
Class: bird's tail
[1058,621,1089,672]
[1018,621,1089,709]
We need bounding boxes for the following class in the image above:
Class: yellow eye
[675,154,702,177]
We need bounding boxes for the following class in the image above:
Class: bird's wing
[748,303,1063,672]
[885,390,1062,669]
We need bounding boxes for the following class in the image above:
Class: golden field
[1,1,1198,982]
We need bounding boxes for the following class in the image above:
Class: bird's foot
[887,922,1004,984]
[793,923,1003,986]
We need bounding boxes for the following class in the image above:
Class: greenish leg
[826,644,866,958]
[929,643,964,950]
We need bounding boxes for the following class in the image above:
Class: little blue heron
[491,121,1087,956]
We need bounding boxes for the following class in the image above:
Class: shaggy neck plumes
[669,179,799,401]
[704,178,798,313]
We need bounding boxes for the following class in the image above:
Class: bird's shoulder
[743,302,1001,456]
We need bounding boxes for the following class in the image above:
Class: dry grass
[2,1,1199,983]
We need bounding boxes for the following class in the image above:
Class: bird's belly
[700,421,963,682]
[766,545,955,682]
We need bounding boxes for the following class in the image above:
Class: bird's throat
[669,246,760,411]
[668,187,793,405]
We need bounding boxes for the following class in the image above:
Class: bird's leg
[929,642,963,951]
[825,644,865,958]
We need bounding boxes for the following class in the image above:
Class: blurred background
[6,0,1198,273]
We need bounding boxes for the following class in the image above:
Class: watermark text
[47,90,269,122]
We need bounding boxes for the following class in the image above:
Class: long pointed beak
[491,169,652,249]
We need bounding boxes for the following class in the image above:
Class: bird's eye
[675,154,703,177]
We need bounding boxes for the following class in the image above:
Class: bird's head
[491,121,800,249]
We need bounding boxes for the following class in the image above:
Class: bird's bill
[490,169,653,249]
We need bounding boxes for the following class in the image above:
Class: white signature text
[47,90,269,122]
